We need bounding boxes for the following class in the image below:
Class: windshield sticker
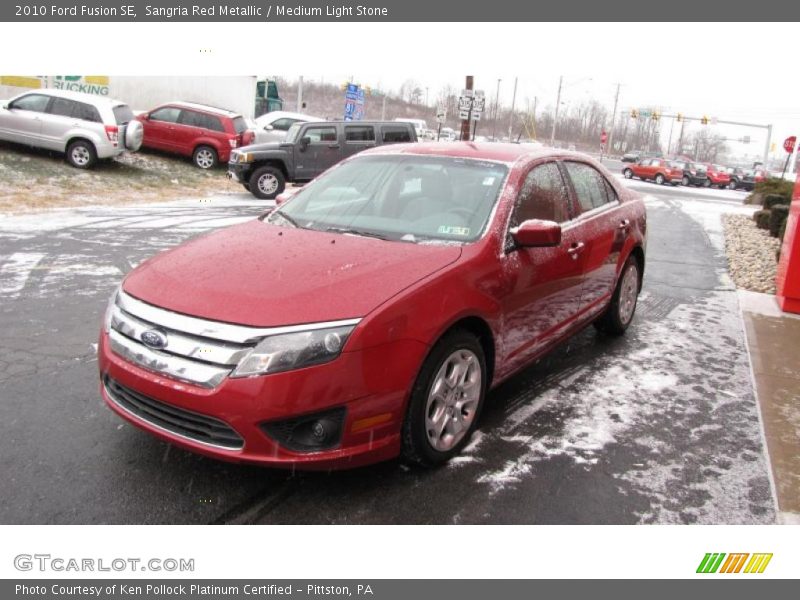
[482,176,496,186]
[438,225,471,236]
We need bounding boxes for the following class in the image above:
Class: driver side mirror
[1,100,9,110]
[511,220,562,248]
[299,136,311,151]
[264,124,274,131]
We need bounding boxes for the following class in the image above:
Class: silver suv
[0,88,143,169]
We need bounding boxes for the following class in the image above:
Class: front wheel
[703,179,711,187]
[655,173,665,185]
[249,165,286,200]
[623,169,633,179]
[401,330,487,467]
[728,181,737,190]
[682,175,690,186]
[594,255,640,336]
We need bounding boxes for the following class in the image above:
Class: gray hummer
[227,120,417,199]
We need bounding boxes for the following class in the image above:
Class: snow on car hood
[122,219,462,327]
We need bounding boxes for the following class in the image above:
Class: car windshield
[264,154,509,244]
[692,163,706,171]
[285,123,303,143]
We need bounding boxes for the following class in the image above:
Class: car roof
[26,88,127,107]
[256,110,323,122]
[362,141,580,166]
[164,101,241,117]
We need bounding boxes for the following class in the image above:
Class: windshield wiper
[269,211,300,228]
[325,226,389,240]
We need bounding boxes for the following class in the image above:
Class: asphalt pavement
[0,179,775,524]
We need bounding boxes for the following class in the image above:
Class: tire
[249,165,285,200]
[655,173,665,185]
[242,183,251,192]
[66,140,97,169]
[594,255,640,336]
[401,329,487,467]
[682,175,690,186]
[703,179,711,187]
[623,168,633,179]
[192,145,218,170]
[727,181,737,190]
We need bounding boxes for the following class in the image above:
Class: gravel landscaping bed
[723,213,782,294]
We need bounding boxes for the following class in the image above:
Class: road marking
[0,252,45,297]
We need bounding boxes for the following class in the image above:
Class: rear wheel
[66,140,97,169]
[655,173,665,185]
[401,330,487,467]
[682,175,690,186]
[623,168,633,179]
[594,255,640,336]
[728,180,737,190]
[703,179,711,187]
[193,145,218,169]
[249,165,285,200]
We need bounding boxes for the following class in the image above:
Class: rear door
[562,161,627,314]
[293,124,340,180]
[342,124,376,159]
[175,109,212,156]
[498,160,585,372]
[40,97,78,151]
[143,106,182,152]
[0,93,50,144]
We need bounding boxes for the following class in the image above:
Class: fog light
[260,407,346,452]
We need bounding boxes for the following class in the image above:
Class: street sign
[472,91,486,117]
[436,105,447,124]
[784,136,797,154]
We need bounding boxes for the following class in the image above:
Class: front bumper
[227,161,254,183]
[99,331,429,469]
[684,174,708,186]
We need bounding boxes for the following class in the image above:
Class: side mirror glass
[264,124,274,131]
[511,219,562,248]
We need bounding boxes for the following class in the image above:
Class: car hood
[122,220,463,327]
[238,141,286,153]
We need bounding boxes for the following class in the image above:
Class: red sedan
[99,144,647,469]
[704,164,732,188]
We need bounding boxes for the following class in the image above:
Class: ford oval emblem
[140,329,168,350]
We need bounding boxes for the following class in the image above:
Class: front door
[142,106,182,152]
[497,160,586,375]
[293,124,340,180]
[0,93,50,144]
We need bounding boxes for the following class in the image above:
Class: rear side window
[345,125,375,142]
[113,105,134,125]
[73,102,102,123]
[179,110,224,132]
[270,117,298,131]
[149,107,181,123]
[232,116,247,134]
[48,98,76,117]
[382,126,412,143]
[564,162,612,212]
[10,94,50,112]
[511,162,571,227]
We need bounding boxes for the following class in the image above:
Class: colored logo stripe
[697,553,772,574]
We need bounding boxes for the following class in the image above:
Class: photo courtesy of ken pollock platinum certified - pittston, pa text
[31,4,391,18]
[14,584,373,596]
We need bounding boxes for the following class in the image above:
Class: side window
[564,161,612,212]
[48,98,76,118]
[303,126,337,143]
[73,102,101,123]
[382,126,412,143]
[510,162,571,229]
[271,118,297,131]
[201,114,224,132]
[10,94,50,113]
[149,107,181,123]
[345,125,375,142]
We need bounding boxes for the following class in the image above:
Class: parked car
[622,157,682,185]
[393,118,427,139]
[703,164,731,188]
[725,167,747,190]
[670,160,708,187]
[438,127,456,141]
[0,88,142,169]
[99,143,647,469]
[228,120,417,199]
[252,110,324,143]
[136,102,253,169]
[621,150,661,163]
[740,169,767,191]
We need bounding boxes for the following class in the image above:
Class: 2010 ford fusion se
[99,143,646,469]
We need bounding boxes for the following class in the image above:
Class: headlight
[231,325,356,378]
[103,285,121,332]
[235,152,254,163]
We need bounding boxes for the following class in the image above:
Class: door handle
[567,242,585,259]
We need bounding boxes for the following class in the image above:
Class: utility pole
[666,116,675,156]
[460,75,473,142]
[763,124,772,168]
[550,75,563,147]
[381,94,387,121]
[507,76,518,141]
[606,82,620,155]
[491,78,501,141]
[677,120,685,156]
[296,76,304,113]
[425,87,429,107]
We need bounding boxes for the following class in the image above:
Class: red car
[99,144,647,469]
[622,157,682,185]
[703,164,731,188]
[136,102,253,169]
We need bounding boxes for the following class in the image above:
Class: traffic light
[652,111,660,122]
[676,113,683,122]
[630,109,639,119]
[701,115,709,125]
